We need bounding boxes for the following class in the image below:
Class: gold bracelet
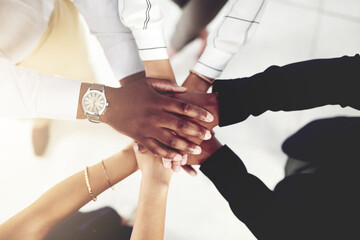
[189,69,215,85]
[84,166,97,202]
[101,160,114,190]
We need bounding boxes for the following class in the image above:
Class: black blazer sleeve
[200,145,315,240]
[213,54,360,127]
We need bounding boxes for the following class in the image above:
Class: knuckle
[167,137,177,147]
[180,102,191,113]
[176,119,188,130]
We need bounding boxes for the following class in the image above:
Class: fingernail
[173,155,182,161]
[163,159,172,168]
[190,171,197,176]
[203,131,212,140]
[189,146,202,155]
[204,112,214,122]
[174,166,181,172]
[179,86,187,91]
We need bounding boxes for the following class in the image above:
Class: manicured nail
[189,146,202,155]
[163,159,172,168]
[173,155,182,161]
[203,130,212,140]
[203,112,214,122]
[174,166,181,172]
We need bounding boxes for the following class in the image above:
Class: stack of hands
[80,72,222,174]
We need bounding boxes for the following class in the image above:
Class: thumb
[146,78,187,92]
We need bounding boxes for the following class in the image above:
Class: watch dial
[84,92,105,114]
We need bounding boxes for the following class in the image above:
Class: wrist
[182,73,212,92]
[142,171,172,186]
[98,86,117,124]
[143,59,176,82]
[119,71,146,87]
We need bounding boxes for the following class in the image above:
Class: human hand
[100,78,214,161]
[166,90,219,132]
[134,144,172,185]
[160,90,219,172]
[187,136,223,165]
[175,72,214,174]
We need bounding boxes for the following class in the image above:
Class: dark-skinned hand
[100,78,215,160]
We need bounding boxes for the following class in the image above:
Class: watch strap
[86,113,101,123]
[90,83,105,92]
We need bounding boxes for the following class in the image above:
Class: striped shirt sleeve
[194,0,267,79]
[74,0,145,81]
[119,0,168,61]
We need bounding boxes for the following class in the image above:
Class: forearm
[0,58,81,120]
[74,0,145,81]
[182,72,212,92]
[193,0,267,79]
[214,54,360,127]
[200,145,309,240]
[0,145,137,240]
[131,177,170,240]
[119,0,168,61]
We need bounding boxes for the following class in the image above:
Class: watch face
[82,90,107,115]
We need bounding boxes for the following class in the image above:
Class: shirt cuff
[132,29,169,61]
[102,39,145,80]
[37,76,81,120]
[193,46,232,79]
[200,145,248,199]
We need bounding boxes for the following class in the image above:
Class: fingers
[141,138,184,161]
[162,98,214,123]
[154,129,202,155]
[146,78,187,93]
[182,165,198,176]
[158,114,212,141]
[172,160,181,173]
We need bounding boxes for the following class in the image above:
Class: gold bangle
[84,166,97,202]
[101,160,114,190]
[189,69,215,85]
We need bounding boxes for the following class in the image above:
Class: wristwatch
[81,83,108,123]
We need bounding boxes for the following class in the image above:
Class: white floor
[0,0,359,239]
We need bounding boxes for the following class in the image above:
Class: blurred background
[0,0,359,239]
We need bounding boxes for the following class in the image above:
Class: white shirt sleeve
[193,0,267,79]
[74,0,145,81]
[0,58,81,120]
[118,0,168,61]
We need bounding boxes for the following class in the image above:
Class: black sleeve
[212,54,360,127]
[200,145,316,240]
